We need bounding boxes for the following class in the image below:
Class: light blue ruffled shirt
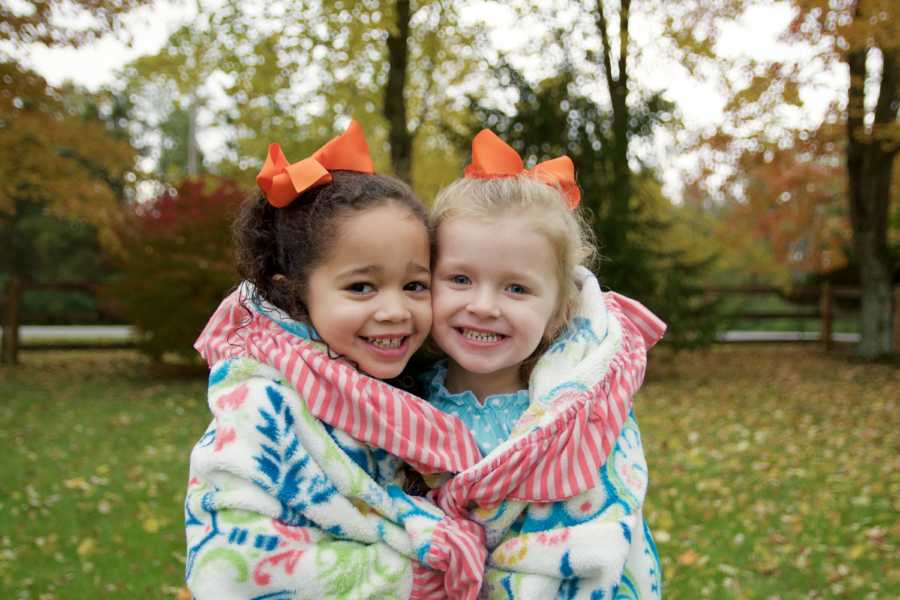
[421,361,531,457]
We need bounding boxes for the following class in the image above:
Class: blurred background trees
[686,0,898,358]
[2,0,898,361]
[1,0,148,362]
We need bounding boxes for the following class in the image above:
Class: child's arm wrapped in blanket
[476,411,661,599]
[185,358,484,599]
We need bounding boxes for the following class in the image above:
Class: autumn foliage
[108,178,245,359]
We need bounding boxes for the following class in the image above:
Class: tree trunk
[384,0,412,182]
[594,0,632,257]
[1,276,21,365]
[845,45,898,358]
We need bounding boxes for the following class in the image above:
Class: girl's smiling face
[431,215,559,391]
[305,202,432,379]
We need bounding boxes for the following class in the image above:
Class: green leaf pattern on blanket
[196,547,250,583]
[313,540,408,599]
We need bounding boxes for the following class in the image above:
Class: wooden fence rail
[708,282,866,351]
[2,280,898,364]
[1,278,102,365]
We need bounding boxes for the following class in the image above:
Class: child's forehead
[315,203,428,266]
[437,210,539,231]
[436,212,549,245]
[336,201,426,234]
[435,217,555,267]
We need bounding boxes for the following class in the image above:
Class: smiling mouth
[457,328,506,343]
[362,335,408,349]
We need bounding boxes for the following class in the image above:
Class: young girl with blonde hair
[422,129,667,598]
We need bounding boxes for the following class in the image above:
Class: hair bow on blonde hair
[256,119,375,208]
[463,129,581,210]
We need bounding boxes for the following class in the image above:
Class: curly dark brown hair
[234,170,426,322]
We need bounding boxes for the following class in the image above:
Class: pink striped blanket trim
[194,290,483,475]
[422,517,487,600]
[432,292,666,516]
[409,562,444,600]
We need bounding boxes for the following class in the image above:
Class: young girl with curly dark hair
[184,121,486,599]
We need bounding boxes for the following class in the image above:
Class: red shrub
[107,177,248,360]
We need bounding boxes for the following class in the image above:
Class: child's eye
[346,282,375,294]
[506,283,528,295]
[405,281,429,293]
[449,274,471,286]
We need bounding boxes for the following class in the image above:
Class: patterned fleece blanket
[185,270,665,599]
[185,286,486,599]
[429,268,667,599]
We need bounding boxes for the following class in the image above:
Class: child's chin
[451,354,504,375]
[361,361,405,380]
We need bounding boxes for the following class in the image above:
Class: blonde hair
[430,175,596,343]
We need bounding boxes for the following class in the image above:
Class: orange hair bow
[463,129,581,210]
[256,119,375,208]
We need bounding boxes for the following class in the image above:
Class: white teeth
[367,337,404,349]
[461,329,502,343]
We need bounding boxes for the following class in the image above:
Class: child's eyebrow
[408,262,430,275]
[337,262,430,279]
[337,265,381,278]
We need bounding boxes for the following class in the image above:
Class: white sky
[16,0,846,198]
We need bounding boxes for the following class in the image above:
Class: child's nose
[374,291,412,322]
[466,289,501,319]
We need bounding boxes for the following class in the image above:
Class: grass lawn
[1,345,897,599]
[0,352,210,599]
[640,345,898,599]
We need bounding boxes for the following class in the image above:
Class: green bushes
[107,178,246,360]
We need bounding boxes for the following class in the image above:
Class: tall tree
[808,0,899,357]
[496,0,750,280]
[119,22,220,186]
[593,0,633,260]
[384,0,413,181]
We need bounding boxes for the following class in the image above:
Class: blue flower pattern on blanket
[252,385,338,522]
[548,316,603,354]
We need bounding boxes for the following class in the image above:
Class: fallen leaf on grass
[678,550,698,566]
[76,538,95,557]
[63,478,90,492]
[143,517,160,533]
[754,550,779,575]
[717,563,738,576]
[826,563,852,585]
[865,527,886,546]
